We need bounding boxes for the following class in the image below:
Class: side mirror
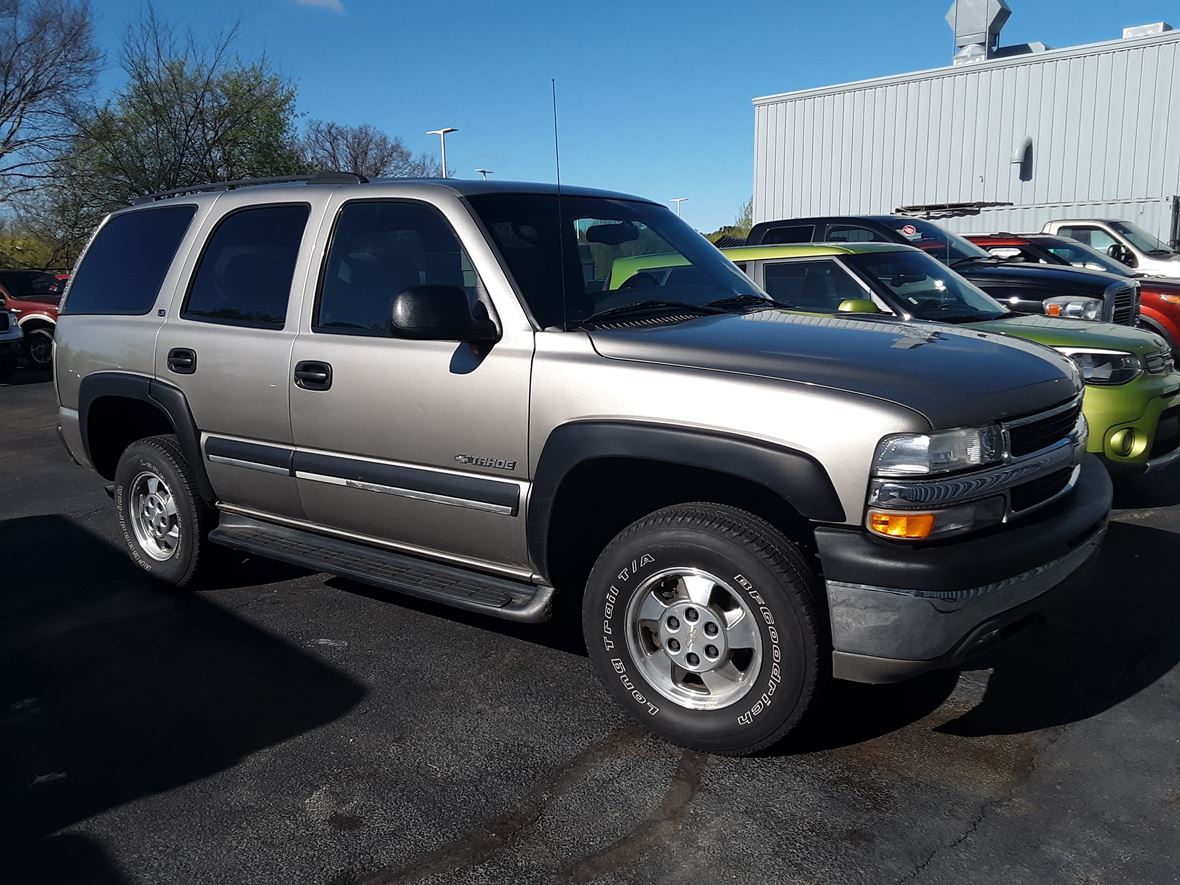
[1108,243,1136,267]
[390,285,499,343]
[837,298,881,314]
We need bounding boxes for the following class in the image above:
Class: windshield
[1040,238,1131,276]
[1110,221,1175,256]
[877,217,989,264]
[847,249,1009,322]
[467,193,765,328]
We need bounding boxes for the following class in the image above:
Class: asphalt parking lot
[2,370,1179,885]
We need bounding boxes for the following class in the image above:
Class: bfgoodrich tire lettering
[582,503,826,755]
[113,435,212,587]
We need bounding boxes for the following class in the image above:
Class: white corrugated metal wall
[752,29,1180,241]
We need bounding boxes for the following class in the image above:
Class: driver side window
[316,201,486,337]
[1061,226,1117,253]
[761,259,866,312]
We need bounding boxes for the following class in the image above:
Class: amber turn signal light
[868,511,936,540]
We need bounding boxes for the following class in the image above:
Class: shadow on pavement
[937,520,1180,736]
[0,366,53,386]
[1112,461,1180,509]
[0,515,367,881]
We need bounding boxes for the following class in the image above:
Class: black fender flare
[1136,315,1176,351]
[526,421,845,578]
[77,371,215,503]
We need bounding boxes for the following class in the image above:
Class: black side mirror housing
[390,285,499,343]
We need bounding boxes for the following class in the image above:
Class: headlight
[1044,296,1103,321]
[1055,348,1142,385]
[872,425,1004,477]
[867,495,1007,540]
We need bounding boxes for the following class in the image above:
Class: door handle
[294,360,333,391]
[167,348,197,374]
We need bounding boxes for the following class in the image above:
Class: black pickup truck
[746,215,1140,327]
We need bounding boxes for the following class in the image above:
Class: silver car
[54,176,1111,754]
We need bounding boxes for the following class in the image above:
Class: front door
[288,197,533,575]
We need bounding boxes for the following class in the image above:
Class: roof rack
[131,171,369,205]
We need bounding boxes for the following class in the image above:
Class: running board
[209,514,553,622]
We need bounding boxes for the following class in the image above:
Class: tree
[37,6,305,255]
[301,120,441,179]
[0,0,101,203]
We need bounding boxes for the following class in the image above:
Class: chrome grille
[1145,349,1175,375]
[1006,399,1083,458]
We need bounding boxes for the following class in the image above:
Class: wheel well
[19,317,54,333]
[544,458,817,598]
[86,396,175,479]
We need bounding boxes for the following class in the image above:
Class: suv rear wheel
[582,503,826,755]
[114,435,212,587]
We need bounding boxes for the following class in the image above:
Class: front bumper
[1086,372,1180,473]
[817,454,1111,684]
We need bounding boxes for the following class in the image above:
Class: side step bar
[209,514,553,622]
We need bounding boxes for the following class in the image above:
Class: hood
[957,260,1128,292]
[968,314,1169,354]
[1138,275,1180,296]
[589,311,1080,429]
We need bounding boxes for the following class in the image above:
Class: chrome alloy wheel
[129,470,180,561]
[625,567,764,710]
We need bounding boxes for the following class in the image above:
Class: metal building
[752,1,1180,244]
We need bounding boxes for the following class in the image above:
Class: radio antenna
[552,78,568,332]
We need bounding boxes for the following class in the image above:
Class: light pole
[670,197,687,217]
[475,168,493,180]
[426,127,457,178]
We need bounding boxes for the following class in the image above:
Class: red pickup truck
[967,233,1180,356]
[0,269,66,368]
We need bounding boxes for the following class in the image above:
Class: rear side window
[761,225,814,245]
[63,205,197,315]
[183,204,309,329]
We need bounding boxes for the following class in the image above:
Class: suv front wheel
[114,435,212,587]
[583,503,826,755]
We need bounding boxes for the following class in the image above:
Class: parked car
[615,242,1180,474]
[745,215,1141,326]
[54,176,1111,754]
[0,309,22,380]
[0,269,62,368]
[1042,219,1180,280]
[967,232,1180,355]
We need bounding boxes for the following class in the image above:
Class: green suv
[614,242,1180,473]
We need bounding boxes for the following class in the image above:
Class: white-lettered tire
[582,503,826,755]
[113,435,212,587]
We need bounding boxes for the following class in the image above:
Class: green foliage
[34,6,306,257]
[705,197,754,245]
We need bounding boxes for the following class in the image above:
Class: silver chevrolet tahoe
[54,176,1112,754]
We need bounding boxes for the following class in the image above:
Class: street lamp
[426,127,458,179]
[670,197,687,217]
[475,168,493,180]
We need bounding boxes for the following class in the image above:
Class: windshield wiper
[577,299,725,327]
[706,294,792,311]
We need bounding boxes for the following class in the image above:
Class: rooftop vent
[1123,22,1173,39]
[947,0,1011,65]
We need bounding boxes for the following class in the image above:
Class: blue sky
[90,0,1174,230]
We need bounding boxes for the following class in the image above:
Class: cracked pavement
[3,373,1179,884]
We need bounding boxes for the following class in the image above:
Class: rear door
[154,194,325,519]
[287,195,534,574]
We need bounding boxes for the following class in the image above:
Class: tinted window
[761,225,815,245]
[0,270,56,298]
[183,204,309,329]
[63,205,197,315]
[316,201,485,336]
[761,260,866,312]
[826,225,880,244]
[1060,226,1118,253]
